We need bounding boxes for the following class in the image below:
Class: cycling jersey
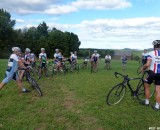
[71,54,77,61]
[3,54,19,83]
[122,56,127,64]
[91,53,99,62]
[24,53,31,61]
[105,55,111,60]
[148,50,160,73]
[39,53,47,63]
[30,53,35,61]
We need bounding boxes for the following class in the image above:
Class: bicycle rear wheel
[137,83,155,101]
[46,65,53,77]
[106,84,126,106]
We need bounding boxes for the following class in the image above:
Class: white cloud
[0,0,132,15]
[71,0,132,10]
[44,5,78,15]
[45,17,160,49]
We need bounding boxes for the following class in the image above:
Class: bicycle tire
[106,84,126,106]
[137,83,155,101]
[46,65,53,77]
[30,77,43,96]
[137,64,142,74]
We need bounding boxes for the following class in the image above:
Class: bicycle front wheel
[30,77,43,96]
[106,84,126,106]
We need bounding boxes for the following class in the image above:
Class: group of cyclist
[1,40,160,111]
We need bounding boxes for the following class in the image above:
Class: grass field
[0,59,160,130]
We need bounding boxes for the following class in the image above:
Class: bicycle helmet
[25,48,31,52]
[12,47,21,52]
[55,49,59,52]
[152,40,160,49]
[41,48,45,51]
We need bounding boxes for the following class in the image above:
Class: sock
[145,99,149,105]
[155,103,160,109]
[22,88,26,92]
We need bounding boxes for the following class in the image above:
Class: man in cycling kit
[0,47,30,93]
[54,49,62,71]
[24,48,31,67]
[105,53,111,69]
[30,53,36,67]
[39,48,47,75]
[141,40,160,110]
[91,50,99,72]
[121,54,127,71]
[70,51,78,64]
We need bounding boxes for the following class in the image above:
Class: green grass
[0,59,160,130]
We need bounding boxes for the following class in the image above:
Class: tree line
[0,9,81,58]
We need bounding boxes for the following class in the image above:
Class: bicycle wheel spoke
[106,84,126,106]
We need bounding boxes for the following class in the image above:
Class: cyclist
[30,53,36,68]
[39,48,47,76]
[0,47,30,93]
[24,48,31,67]
[91,50,100,72]
[105,53,111,69]
[141,40,160,110]
[54,49,62,71]
[70,51,78,65]
[82,57,89,68]
[121,54,127,71]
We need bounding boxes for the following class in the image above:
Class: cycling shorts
[40,63,46,68]
[145,70,160,85]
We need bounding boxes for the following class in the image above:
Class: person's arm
[141,59,151,72]
[18,60,27,69]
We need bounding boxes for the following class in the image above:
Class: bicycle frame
[115,72,146,97]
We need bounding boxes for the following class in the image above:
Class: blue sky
[1,0,160,49]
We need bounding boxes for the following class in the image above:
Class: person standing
[105,53,111,69]
[141,40,160,110]
[121,54,127,71]
[39,48,47,76]
[0,47,30,93]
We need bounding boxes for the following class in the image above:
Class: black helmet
[152,40,160,49]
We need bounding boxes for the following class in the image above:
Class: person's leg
[0,82,6,91]
[154,86,160,109]
[144,83,150,105]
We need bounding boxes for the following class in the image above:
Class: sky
[0,0,160,50]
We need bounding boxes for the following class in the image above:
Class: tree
[0,9,16,57]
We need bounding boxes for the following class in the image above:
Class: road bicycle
[91,61,98,73]
[106,71,155,106]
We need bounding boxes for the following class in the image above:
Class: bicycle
[136,63,143,74]
[18,66,40,82]
[70,61,80,73]
[24,66,43,96]
[106,71,155,106]
[91,61,98,73]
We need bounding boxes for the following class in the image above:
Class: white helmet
[41,48,45,51]
[25,48,31,52]
[12,47,21,52]
[55,48,59,52]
